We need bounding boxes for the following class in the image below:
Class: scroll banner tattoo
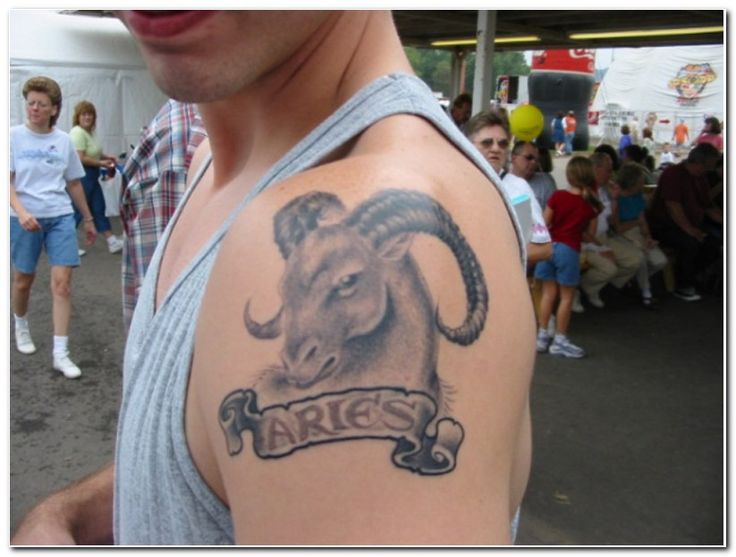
[219,387,464,475]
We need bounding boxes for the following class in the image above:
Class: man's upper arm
[190,165,535,544]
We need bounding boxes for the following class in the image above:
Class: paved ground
[9,211,724,546]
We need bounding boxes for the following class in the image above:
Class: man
[119,99,207,330]
[562,110,576,155]
[466,111,552,265]
[449,92,472,130]
[12,11,534,545]
[648,143,721,301]
[579,152,643,308]
[672,119,689,148]
[510,141,555,211]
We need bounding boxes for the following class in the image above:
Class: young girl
[534,156,600,358]
[610,162,668,309]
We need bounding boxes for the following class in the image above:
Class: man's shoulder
[502,172,533,199]
[529,172,556,189]
[233,117,508,236]
[191,139,534,545]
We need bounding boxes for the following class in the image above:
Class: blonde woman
[70,100,123,254]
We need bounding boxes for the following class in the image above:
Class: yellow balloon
[510,104,544,141]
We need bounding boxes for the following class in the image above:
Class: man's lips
[123,10,218,39]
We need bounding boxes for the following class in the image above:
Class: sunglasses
[518,154,538,161]
[478,138,510,149]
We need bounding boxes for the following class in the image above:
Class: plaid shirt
[120,100,207,331]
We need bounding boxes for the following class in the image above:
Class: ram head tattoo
[243,189,488,412]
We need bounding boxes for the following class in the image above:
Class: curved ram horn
[345,189,488,346]
[244,300,283,339]
[273,191,346,259]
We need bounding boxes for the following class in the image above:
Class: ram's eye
[335,273,359,297]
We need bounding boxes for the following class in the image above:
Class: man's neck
[510,168,532,181]
[197,11,411,187]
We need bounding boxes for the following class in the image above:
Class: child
[641,127,656,154]
[618,124,632,157]
[551,112,565,156]
[534,156,600,358]
[659,142,676,167]
[610,162,668,309]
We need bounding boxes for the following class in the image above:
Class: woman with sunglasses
[466,110,552,265]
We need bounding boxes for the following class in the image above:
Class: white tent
[10,10,167,158]
[590,45,724,145]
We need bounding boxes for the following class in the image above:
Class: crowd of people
[10,10,723,544]
[447,99,723,358]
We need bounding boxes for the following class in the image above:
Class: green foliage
[404,46,530,99]
[404,47,453,96]
[464,51,531,93]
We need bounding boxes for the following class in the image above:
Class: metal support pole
[472,10,497,115]
[450,48,468,100]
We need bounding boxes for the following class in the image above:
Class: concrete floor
[9,216,724,546]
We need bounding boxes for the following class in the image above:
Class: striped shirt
[120,100,207,330]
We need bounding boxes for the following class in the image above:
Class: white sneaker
[78,248,87,257]
[536,329,552,353]
[571,290,585,313]
[107,236,124,254]
[53,353,82,379]
[549,335,586,358]
[582,287,604,309]
[673,287,702,302]
[15,329,36,355]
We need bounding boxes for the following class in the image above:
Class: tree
[404,47,452,96]
[464,51,530,94]
[404,47,531,99]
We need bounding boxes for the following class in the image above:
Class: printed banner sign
[531,49,595,74]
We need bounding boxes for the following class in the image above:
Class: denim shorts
[10,214,80,274]
[534,241,581,286]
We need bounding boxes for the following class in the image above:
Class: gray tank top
[114,73,524,545]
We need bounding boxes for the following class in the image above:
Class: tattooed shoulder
[218,188,488,475]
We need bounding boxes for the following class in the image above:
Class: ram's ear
[376,233,414,261]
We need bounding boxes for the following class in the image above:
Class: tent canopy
[590,45,723,144]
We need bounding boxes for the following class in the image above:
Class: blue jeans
[564,132,575,154]
[73,165,112,233]
[534,242,581,286]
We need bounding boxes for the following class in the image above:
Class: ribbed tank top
[114,73,524,545]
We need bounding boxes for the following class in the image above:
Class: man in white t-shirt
[510,141,557,212]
